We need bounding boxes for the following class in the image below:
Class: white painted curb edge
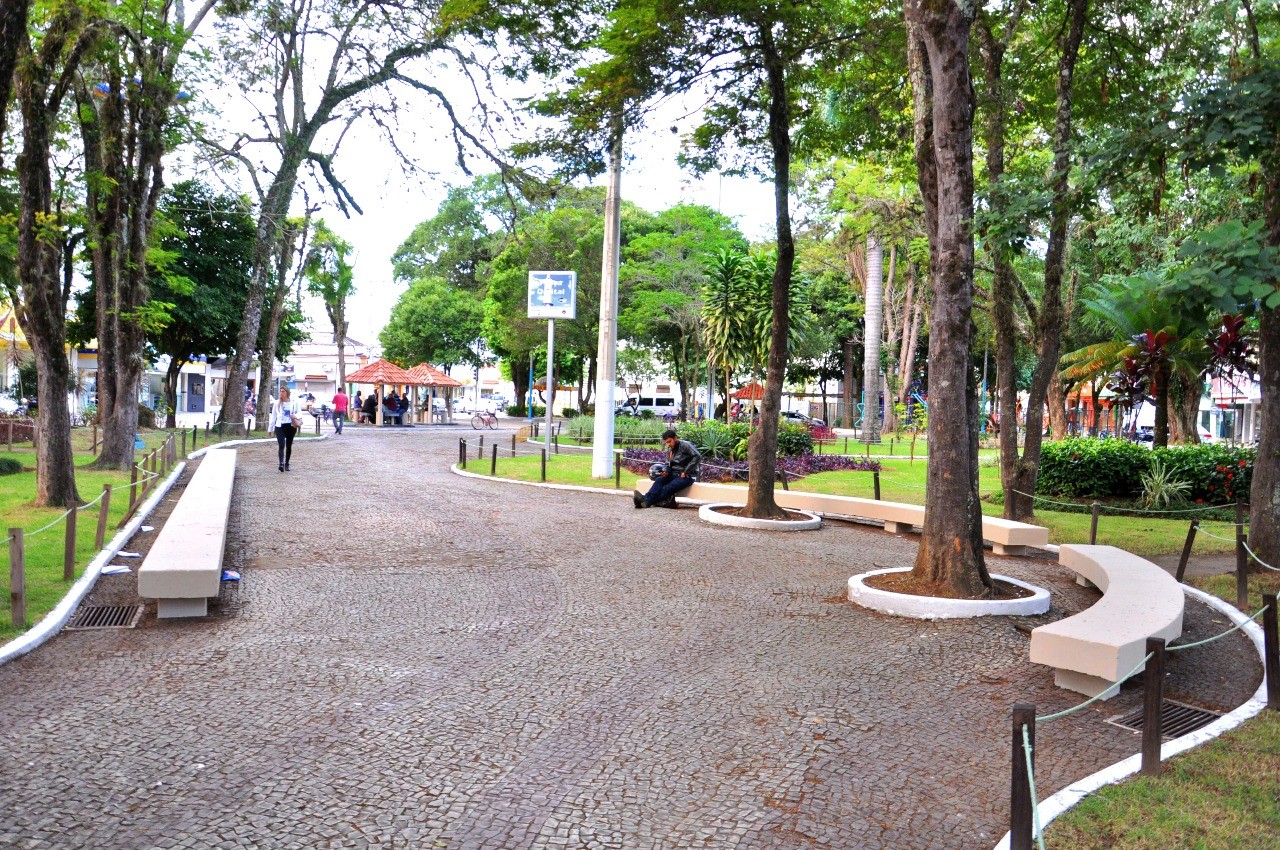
[0,461,188,667]
[188,434,327,459]
[992,583,1269,849]
[849,567,1051,619]
[698,502,822,531]
[451,463,633,497]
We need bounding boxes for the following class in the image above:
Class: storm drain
[1106,699,1222,739]
[64,605,143,631]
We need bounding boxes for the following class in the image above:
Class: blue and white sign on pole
[528,271,577,319]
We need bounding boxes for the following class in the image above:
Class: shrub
[0,457,22,476]
[1151,443,1254,504]
[777,422,814,456]
[1036,438,1152,498]
[506,404,546,418]
[560,407,579,418]
[1036,437,1256,503]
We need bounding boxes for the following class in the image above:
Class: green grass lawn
[0,425,250,641]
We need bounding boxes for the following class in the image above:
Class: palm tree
[702,249,750,421]
[1061,280,1209,448]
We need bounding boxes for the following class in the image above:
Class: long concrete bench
[138,449,237,618]
[634,479,1049,554]
[1029,544,1184,699]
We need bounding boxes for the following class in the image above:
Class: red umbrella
[731,381,766,400]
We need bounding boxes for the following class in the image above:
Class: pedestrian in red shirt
[332,388,349,434]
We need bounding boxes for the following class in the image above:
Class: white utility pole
[592,125,623,477]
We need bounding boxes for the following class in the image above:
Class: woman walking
[270,387,300,471]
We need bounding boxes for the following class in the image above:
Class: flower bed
[621,447,880,484]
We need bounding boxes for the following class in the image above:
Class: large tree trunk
[842,337,855,428]
[1169,374,1201,444]
[164,359,183,429]
[743,25,792,520]
[862,235,883,442]
[0,0,32,168]
[907,0,989,596]
[1251,309,1280,567]
[1047,372,1069,439]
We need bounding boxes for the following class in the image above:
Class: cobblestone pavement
[0,427,1262,849]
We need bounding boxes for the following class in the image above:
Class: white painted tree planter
[848,567,1050,619]
[698,502,822,532]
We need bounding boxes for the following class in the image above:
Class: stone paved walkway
[0,427,1262,849]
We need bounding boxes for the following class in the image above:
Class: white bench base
[156,598,209,620]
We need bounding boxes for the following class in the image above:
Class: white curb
[848,567,1051,619]
[992,584,1271,848]
[698,502,822,531]
[0,461,188,667]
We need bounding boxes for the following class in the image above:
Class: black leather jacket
[666,439,702,479]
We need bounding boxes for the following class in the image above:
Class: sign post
[528,272,577,457]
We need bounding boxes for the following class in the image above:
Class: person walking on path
[634,429,701,509]
[332,388,349,434]
[270,387,300,471]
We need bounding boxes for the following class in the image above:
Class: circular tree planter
[698,502,822,532]
[847,567,1050,619]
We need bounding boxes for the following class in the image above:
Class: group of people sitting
[353,389,413,425]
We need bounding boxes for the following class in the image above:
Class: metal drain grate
[64,605,143,630]
[1106,699,1222,739]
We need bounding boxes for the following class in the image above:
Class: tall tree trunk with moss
[906,0,989,596]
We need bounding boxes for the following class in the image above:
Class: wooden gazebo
[408,363,463,423]
[345,359,425,426]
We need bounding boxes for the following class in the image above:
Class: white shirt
[269,398,299,430]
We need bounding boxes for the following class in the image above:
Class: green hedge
[1036,438,1255,503]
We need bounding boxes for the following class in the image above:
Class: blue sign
[527,271,577,319]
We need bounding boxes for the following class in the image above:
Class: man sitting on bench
[634,429,701,509]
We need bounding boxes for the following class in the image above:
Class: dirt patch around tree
[863,569,1036,600]
[710,505,815,522]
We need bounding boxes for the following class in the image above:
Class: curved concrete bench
[138,449,237,618]
[634,479,1048,554]
[1030,544,1184,699]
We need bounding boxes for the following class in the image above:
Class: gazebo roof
[345,359,422,386]
[408,363,463,388]
[732,381,766,400]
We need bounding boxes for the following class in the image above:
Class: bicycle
[471,411,498,430]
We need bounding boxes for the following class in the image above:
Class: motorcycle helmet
[648,463,666,481]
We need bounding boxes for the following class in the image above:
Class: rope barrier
[74,489,107,511]
[1241,539,1280,573]
[1167,604,1270,652]
[19,507,75,539]
[1008,489,1236,516]
[1036,652,1155,723]
[1021,725,1046,850]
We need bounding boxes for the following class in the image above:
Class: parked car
[781,409,825,427]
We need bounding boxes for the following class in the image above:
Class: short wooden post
[1176,520,1199,583]
[205,422,210,436]
[1089,502,1101,545]
[614,452,621,489]
[63,504,77,581]
[844,436,848,454]
[779,469,789,491]
[458,439,466,467]
[873,470,881,501]
[889,438,895,455]
[1236,500,1249,610]
[95,485,112,550]
[540,448,547,482]
[129,464,138,512]
[1010,704,1036,850]
[192,424,198,448]
[554,430,559,455]
[6,419,12,451]
[91,423,97,452]
[864,442,870,459]
[477,435,484,460]
[910,438,916,464]
[816,439,822,455]
[1263,593,1278,712]
[490,444,498,476]
[1141,637,1166,776]
[511,434,517,453]
[181,428,186,457]
[9,528,25,627]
